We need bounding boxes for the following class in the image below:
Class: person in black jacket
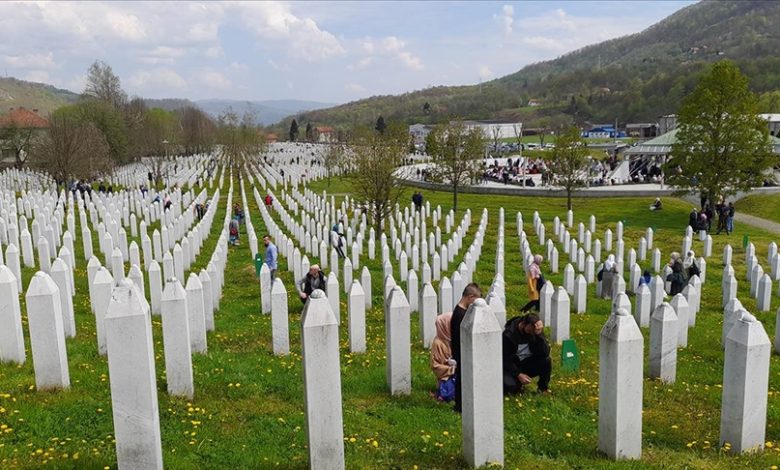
[502,314,552,394]
[450,283,482,413]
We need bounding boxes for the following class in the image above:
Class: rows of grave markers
[1,142,779,468]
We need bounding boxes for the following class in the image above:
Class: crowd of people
[688,199,735,235]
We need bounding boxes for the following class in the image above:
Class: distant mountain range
[274,0,780,133]
[142,98,336,125]
[0,77,335,126]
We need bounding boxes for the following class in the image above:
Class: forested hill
[275,0,780,134]
[0,77,80,115]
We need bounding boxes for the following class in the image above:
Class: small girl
[430,312,456,401]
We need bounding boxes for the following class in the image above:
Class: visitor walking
[263,235,278,280]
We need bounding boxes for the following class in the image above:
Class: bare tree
[322,143,345,186]
[29,110,111,183]
[0,122,35,168]
[83,60,127,109]
[217,109,265,168]
[179,106,215,155]
[491,125,502,152]
[426,121,484,211]
[546,126,589,210]
[348,123,408,234]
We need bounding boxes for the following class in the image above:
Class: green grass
[737,193,780,224]
[2,175,780,468]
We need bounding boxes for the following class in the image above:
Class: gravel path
[733,212,780,235]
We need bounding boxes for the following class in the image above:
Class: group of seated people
[430,282,552,412]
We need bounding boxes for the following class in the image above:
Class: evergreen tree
[289,119,299,142]
[375,116,386,134]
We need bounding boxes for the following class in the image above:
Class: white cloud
[0,52,57,69]
[128,68,187,90]
[494,5,514,34]
[359,36,423,70]
[23,70,51,84]
[199,69,231,90]
[230,61,248,71]
[346,83,366,94]
[235,2,345,62]
[478,65,494,80]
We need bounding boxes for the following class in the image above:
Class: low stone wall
[401,178,780,200]
[401,179,678,198]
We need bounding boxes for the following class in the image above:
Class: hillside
[0,77,80,116]
[275,0,780,133]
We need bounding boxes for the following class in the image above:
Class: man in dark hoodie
[502,313,552,394]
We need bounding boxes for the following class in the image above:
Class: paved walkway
[734,212,780,235]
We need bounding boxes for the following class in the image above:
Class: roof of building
[314,126,334,133]
[0,107,49,129]
[760,114,780,122]
[625,128,780,155]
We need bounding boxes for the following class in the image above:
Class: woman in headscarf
[682,250,699,281]
[431,312,456,401]
[520,255,544,312]
[600,254,617,299]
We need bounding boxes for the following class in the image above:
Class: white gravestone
[0,266,25,364]
[26,272,70,390]
[649,302,678,383]
[160,278,194,398]
[551,286,570,344]
[271,278,290,356]
[460,299,504,468]
[720,312,770,454]
[598,308,643,460]
[385,286,411,395]
[348,280,366,353]
[302,290,345,469]
[104,280,164,470]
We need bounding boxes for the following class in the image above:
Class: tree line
[2,60,264,185]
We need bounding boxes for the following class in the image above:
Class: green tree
[375,115,386,134]
[348,122,407,234]
[666,61,775,203]
[758,90,780,114]
[546,126,589,210]
[75,100,129,165]
[289,119,299,141]
[426,121,484,211]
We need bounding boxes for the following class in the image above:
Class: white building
[457,120,522,140]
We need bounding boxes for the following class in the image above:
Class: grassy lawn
[2,174,780,468]
[737,193,780,224]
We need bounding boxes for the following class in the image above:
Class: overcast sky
[0,1,695,104]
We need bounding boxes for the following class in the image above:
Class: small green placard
[742,235,749,249]
[254,253,263,277]
[561,339,580,372]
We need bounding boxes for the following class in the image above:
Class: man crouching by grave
[502,313,552,395]
[298,265,325,304]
